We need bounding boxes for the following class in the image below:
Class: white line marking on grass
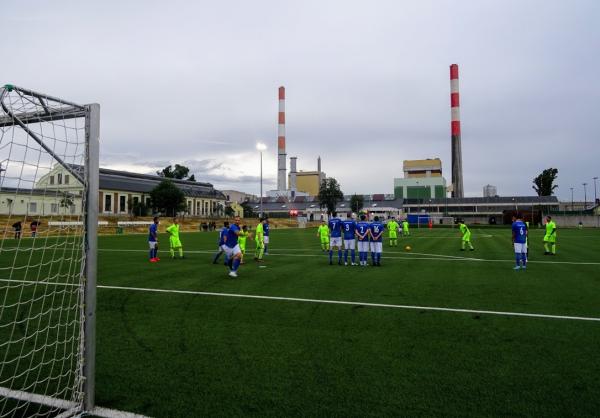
[1,278,599,322]
[0,386,150,418]
[98,248,600,266]
[96,285,600,323]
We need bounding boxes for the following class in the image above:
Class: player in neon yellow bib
[254,219,265,262]
[316,220,330,251]
[166,218,183,259]
[387,218,399,247]
[459,219,474,251]
[401,219,410,236]
[543,215,557,255]
[238,225,250,264]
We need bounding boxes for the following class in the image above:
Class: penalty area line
[97,284,600,323]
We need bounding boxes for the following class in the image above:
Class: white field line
[97,248,600,266]
[0,386,150,418]
[1,278,598,323]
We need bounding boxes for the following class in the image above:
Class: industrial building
[394,159,447,199]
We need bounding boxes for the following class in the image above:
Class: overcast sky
[2,0,599,200]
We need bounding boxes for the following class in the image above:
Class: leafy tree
[532,168,559,196]
[150,180,186,216]
[157,164,196,181]
[129,198,149,217]
[59,193,74,209]
[350,194,364,213]
[318,178,344,215]
[241,201,255,218]
[224,205,235,217]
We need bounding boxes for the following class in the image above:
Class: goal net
[416,215,455,228]
[0,85,99,417]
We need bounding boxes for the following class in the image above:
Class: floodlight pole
[259,150,263,218]
[583,183,588,211]
[83,103,100,414]
[570,187,574,211]
[593,177,598,205]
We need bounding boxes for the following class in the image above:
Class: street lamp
[256,142,267,218]
[583,183,588,211]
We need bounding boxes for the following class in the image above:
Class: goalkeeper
[316,220,329,251]
[166,217,184,259]
[254,218,265,262]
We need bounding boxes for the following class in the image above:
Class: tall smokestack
[277,86,287,191]
[450,64,464,198]
[290,156,297,192]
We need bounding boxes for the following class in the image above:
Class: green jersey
[317,224,329,238]
[402,221,409,231]
[459,223,470,235]
[255,223,264,241]
[387,221,399,232]
[545,221,556,236]
[166,223,180,239]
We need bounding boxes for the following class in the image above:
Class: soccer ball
[404,245,412,252]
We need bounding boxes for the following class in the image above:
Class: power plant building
[394,159,447,199]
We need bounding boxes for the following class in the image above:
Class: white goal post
[0,84,99,417]
[416,215,456,228]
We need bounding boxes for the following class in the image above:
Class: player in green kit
[166,218,183,259]
[387,218,399,247]
[238,225,250,264]
[459,219,474,251]
[254,218,265,262]
[317,220,329,251]
[543,215,557,255]
[402,219,410,236]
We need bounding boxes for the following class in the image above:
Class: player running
[316,220,329,251]
[263,217,270,255]
[543,215,557,255]
[328,211,343,265]
[212,221,229,264]
[341,214,357,266]
[355,214,371,266]
[459,219,475,251]
[148,217,160,263]
[223,216,243,277]
[512,213,528,270]
[369,216,384,266]
[387,217,399,247]
[166,218,184,259]
[254,218,265,262]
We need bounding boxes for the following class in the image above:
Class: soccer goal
[0,85,99,417]
[416,215,455,228]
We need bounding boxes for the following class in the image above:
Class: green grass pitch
[3,226,600,416]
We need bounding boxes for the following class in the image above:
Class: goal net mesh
[0,85,89,417]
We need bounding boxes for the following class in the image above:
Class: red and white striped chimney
[450,64,464,198]
[277,86,287,191]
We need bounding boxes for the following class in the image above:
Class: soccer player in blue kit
[328,212,343,265]
[369,216,384,266]
[263,217,270,255]
[341,214,357,266]
[512,212,528,270]
[355,214,371,266]
[223,217,243,277]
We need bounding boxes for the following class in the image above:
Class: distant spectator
[12,221,22,239]
[30,221,40,238]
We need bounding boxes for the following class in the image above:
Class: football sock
[179,248,183,257]
[461,241,466,250]
[515,253,521,266]
[170,248,175,258]
[232,258,240,272]
[377,253,381,263]
[344,250,348,262]
[371,252,375,264]
[329,250,333,263]
[264,244,268,253]
[544,243,550,252]
[149,249,153,259]
[521,252,527,266]
[551,244,556,254]
[351,250,356,263]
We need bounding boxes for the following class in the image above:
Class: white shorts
[514,243,527,253]
[357,241,370,252]
[149,241,157,249]
[224,244,242,258]
[220,244,228,252]
[264,236,269,244]
[370,242,382,253]
[330,237,342,248]
[344,239,355,250]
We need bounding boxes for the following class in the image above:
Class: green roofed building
[394,158,447,199]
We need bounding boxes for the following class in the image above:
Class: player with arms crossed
[148,217,160,263]
[341,214,357,266]
[316,220,329,251]
[512,212,528,270]
[369,216,384,266]
[355,214,371,266]
[387,217,399,247]
[543,215,557,255]
[328,211,343,265]
[223,216,243,277]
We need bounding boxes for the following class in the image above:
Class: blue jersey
[341,220,357,240]
[148,223,158,242]
[369,222,384,242]
[355,221,370,241]
[328,217,342,238]
[218,227,228,246]
[225,224,240,248]
[512,220,527,244]
[263,222,270,236]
